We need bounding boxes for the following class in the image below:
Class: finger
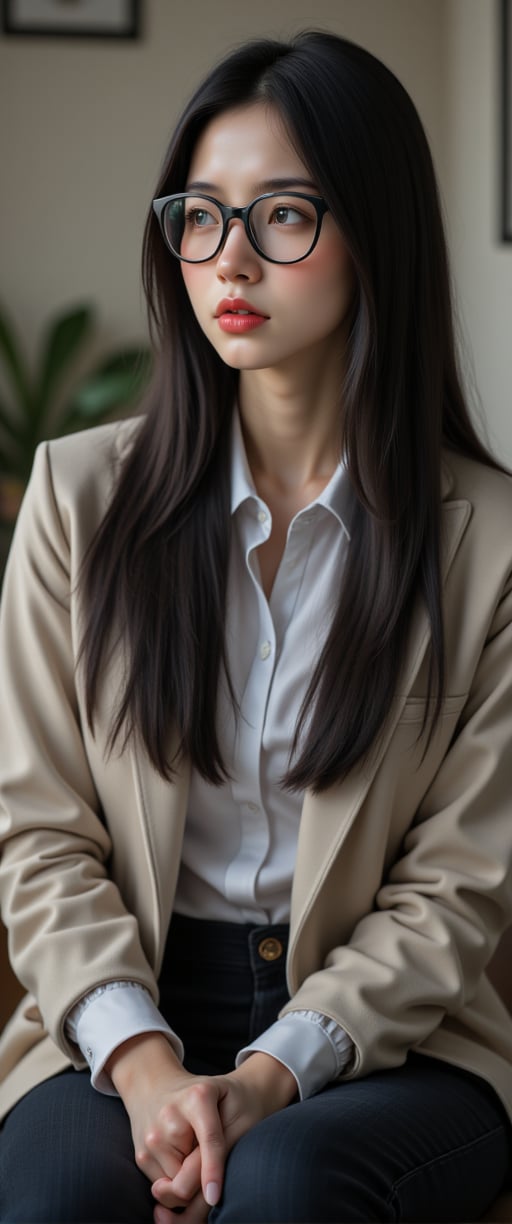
[139,1115,195,1183]
[173,1191,209,1224]
[135,1146,175,1187]
[185,1082,226,1207]
[135,1142,182,1187]
[152,1175,189,1211]
[152,1148,202,1209]
[154,1194,206,1224]
[167,1147,202,1201]
[151,1145,202,1209]
[154,1206,175,1224]
[187,1190,210,1224]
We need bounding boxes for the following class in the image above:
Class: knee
[211,1107,393,1224]
[1,1154,152,1224]
[60,1147,152,1223]
[0,1116,152,1224]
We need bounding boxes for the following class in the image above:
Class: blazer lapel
[129,743,191,974]
[289,488,472,957]
[125,462,471,977]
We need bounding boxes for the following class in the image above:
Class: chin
[209,340,270,371]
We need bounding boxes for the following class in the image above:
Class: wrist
[233,1051,298,1111]
[106,1032,188,1102]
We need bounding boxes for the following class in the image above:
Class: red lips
[215,297,268,317]
[215,297,269,334]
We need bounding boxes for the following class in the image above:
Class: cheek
[181,266,207,313]
[285,246,355,317]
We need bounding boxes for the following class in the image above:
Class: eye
[269,205,305,226]
[184,206,218,228]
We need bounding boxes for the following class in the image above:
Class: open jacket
[1,419,512,1124]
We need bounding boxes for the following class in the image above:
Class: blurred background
[0,0,510,447]
[0,0,510,1027]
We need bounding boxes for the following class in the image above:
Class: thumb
[192,1084,227,1206]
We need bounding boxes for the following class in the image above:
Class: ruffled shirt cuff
[235,1011,354,1099]
[66,983,353,1102]
[65,981,184,1094]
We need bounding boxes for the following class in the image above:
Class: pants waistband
[164,910,290,971]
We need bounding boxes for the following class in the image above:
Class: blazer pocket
[397,693,468,724]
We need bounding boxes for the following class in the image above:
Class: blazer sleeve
[0,440,158,1066]
[280,565,512,1077]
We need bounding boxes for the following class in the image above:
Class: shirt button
[259,641,272,660]
[258,937,284,962]
[257,509,268,523]
[247,801,259,813]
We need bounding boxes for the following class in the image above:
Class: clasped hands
[106,1032,297,1223]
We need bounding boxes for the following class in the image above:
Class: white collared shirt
[67,411,354,1097]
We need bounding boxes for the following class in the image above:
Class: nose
[216,218,262,283]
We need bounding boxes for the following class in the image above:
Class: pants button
[258,937,283,961]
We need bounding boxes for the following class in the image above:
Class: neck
[239,357,343,493]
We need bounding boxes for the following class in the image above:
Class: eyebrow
[185,176,319,194]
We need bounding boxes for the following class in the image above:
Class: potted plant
[0,302,152,579]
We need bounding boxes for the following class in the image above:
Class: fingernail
[205,1182,220,1206]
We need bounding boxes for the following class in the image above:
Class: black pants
[1,914,511,1223]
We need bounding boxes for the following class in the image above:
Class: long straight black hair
[80,31,499,792]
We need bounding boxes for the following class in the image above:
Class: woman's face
[180,103,355,378]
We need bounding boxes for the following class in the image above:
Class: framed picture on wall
[503,0,512,240]
[1,0,140,39]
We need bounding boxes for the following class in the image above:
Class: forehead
[186,102,312,191]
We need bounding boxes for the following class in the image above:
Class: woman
[0,29,512,1224]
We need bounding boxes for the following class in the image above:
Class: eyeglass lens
[163,195,320,262]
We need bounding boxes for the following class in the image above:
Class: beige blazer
[1,420,512,1125]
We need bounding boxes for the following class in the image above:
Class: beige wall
[0,0,445,346]
[443,0,512,462]
[0,0,509,457]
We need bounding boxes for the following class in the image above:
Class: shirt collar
[230,409,259,515]
[230,408,352,541]
[313,456,352,540]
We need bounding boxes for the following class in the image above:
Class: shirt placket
[225,499,275,917]
[225,502,318,919]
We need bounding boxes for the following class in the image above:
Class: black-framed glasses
[152,191,329,265]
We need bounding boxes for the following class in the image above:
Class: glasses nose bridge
[219,202,255,254]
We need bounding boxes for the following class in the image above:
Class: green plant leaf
[0,306,151,483]
[92,346,152,380]
[0,305,31,414]
[33,304,94,432]
[61,370,143,426]
[0,392,26,446]
[0,422,25,479]
[59,346,151,430]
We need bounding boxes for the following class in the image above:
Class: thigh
[212,1055,512,1223]
[0,1068,154,1224]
